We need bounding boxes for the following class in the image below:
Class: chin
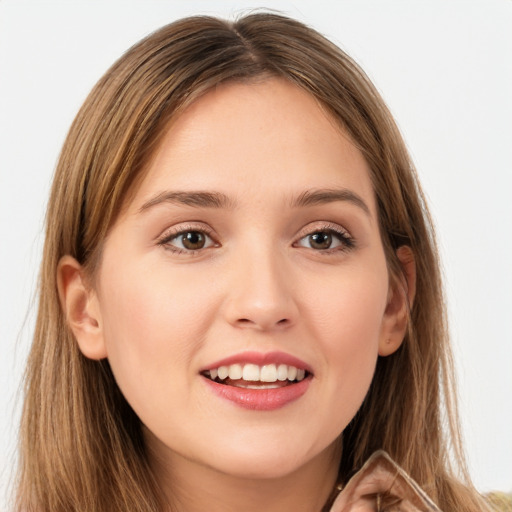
[213,452,309,480]
[202,434,336,481]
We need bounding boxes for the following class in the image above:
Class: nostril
[235,317,290,327]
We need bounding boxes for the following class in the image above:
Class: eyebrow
[138,191,234,213]
[138,187,371,216]
[291,188,371,216]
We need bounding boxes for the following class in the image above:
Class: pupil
[310,232,332,249]
[182,231,205,250]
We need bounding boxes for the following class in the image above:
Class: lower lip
[202,376,311,411]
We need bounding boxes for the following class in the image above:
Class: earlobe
[57,255,107,360]
[379,246,416,357]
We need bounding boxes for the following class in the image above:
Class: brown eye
[308,232,332,250]
[295,227,354,252]
[181,231,206,250]
[161,229,215,252]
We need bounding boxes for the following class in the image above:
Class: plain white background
[1,0,511,508]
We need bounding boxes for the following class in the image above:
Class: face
[82,79,403,481]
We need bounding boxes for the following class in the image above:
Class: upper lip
[201,350,313,374]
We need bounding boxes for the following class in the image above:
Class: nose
[221,247,299,331]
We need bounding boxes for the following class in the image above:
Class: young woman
[14,12,491,512]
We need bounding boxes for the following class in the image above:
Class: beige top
[329,451,442,511]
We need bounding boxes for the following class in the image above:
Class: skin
[59,78,413,512]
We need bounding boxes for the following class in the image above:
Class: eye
[159,229,216,253]
[295,226,354,252]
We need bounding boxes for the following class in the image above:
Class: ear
[378,246,416,357]
[57,255,107,360]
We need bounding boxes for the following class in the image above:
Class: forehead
[127,78,376,215]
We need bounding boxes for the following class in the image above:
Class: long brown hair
[15,13,489,512]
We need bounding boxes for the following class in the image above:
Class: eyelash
[157,224,218,255]
[294,223,355,253]
[157,222,355,255]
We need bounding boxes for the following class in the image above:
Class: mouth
[201,363,309,389]
[200,354,313,410]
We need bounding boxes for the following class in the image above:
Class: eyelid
[295,221,352,239]
[293,221,355,251]
[157,223,218,253]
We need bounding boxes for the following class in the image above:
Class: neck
[148,440,341,512]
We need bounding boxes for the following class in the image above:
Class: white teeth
[242,364,260,381]
[207,363,307,383]
[217,366,229,380]
[228,363,243,380]
[277,364,288,381]
[260,364,277,382]
[287,366,297,381]
[239,383,282,389]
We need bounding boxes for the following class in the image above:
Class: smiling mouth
[201,363,309,389]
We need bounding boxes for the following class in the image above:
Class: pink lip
[200,351,313,411]
[201,350,312,373]
[202,374,311,411]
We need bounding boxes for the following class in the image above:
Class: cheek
[95,259,215,418]
[307,261,388,352]
[304,263,388,426]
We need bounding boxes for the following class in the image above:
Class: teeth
[260,364,277,382]
[217,366,229,380]
[237,382,282,389]
[208,363,307,383]
[228,363,243,380]
[277,364,288,381]
[242,364,260,381]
